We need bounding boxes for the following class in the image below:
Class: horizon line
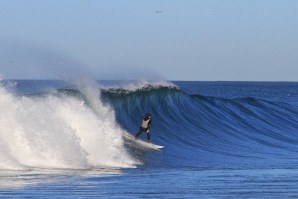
[1,79,298,83]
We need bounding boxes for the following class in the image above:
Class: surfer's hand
[146,130,150,134]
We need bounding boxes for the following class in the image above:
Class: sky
[0,0,298,81]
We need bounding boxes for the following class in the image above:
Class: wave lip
[99,79,177,92]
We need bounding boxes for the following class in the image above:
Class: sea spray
[70,79,138,167]
[0,81,137,170]
[99,79,177,91]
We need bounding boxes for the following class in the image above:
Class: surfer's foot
[146,140,151,143]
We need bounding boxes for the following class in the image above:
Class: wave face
[1,80,298,170]
[101,82,298,168]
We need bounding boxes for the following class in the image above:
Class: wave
[0,80,138,170]
[100,84,298,167]
[1,80,298,169]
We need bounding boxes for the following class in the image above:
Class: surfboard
[123,132,164,151]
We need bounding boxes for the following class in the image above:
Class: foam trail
[0,81,137,170]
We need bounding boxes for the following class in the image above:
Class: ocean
[1,80,298,198]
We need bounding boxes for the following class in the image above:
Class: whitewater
[0,80,138,170]
[1,80,298,198]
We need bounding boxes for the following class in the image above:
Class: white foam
[100,79,177,91]
[0,81,138,170]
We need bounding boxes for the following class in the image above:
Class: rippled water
[1,167,298,198]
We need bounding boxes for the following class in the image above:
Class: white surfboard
[123,132,164,151]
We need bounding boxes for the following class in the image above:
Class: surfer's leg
[146,130,150,142]
[134,128,142,138]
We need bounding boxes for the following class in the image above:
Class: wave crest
[0,81,138,170]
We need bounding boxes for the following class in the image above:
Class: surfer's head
[145,113,151,119]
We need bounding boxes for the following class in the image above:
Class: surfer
[134,113,152,142]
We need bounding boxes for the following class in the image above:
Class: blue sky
[0,0,297,80]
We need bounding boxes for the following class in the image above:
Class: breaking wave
[0,80,137,170]
[1,80,298,170]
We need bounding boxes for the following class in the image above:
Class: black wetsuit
[134,116,151,141]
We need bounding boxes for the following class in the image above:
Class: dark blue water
[1,80,298,198]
